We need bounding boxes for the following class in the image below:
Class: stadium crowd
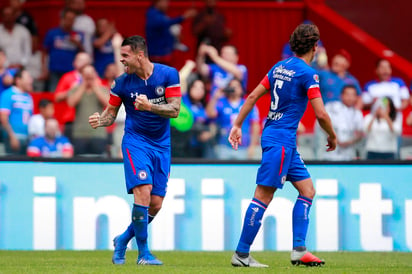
[0,0,411,160]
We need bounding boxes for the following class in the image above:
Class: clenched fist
[89,112,101,129]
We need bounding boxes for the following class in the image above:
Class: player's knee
[150,204,162,215]
[303,187,315,199]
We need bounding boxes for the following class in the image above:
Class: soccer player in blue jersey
[228,23,337,267]
[88,35,181,265]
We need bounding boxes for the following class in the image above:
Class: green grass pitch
[0,251,411,273]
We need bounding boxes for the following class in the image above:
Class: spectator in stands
[0,69,33,155]
[93,18,120,78]
[42,8,84,92]
[145,0,196,65]
[362,58,410,112]
[27,118,73,158]
[171,60,216,158]
[54,52,92,141]
[315,84,364,160]
[28,98,54,140]
[318,49,362,107]
[0,6,31,69]
[66,0,96,58]
[364,97,402,160]
[206,78,260,159]
[0,48,17,95]
[9,0,38,53]
[192,0,231,52]
[98,33,124,158]
[67,65,108,156]
[197,43,247,97]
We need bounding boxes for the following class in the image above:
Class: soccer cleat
[112,236,127,265]
[137,253,163,265]
[231,253,269,268]
[290,250,325,267]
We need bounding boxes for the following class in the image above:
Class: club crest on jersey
[138,170,147,180]
[313,74,320,83]
[155,86,165,96]
[111,81,116,90]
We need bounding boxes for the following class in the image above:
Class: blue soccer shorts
[256,144,310,189]
[122,141,170,197]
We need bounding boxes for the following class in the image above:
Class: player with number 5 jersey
[229,23,337,268]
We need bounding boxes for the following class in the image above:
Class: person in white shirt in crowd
[28,99,55,140]
[315,84,364,160]
[362,58,410,113]
[364,96,402,160]
[0,6,31,69]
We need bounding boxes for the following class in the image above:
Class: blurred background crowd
[1,0,412,161]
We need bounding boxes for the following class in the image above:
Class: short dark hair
[341,84,357,94]
[61,8,75,19]
[376,58,390,68]
[13,69,25,85]
[38,99,52,109]
[289,23,320,56]
[122,35,148,57]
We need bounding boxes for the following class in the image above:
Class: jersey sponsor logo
[155,86,165,96]
[272,65,296,81]
[149,97,166,105]
[138,170,147,180]
[313,74,320,83]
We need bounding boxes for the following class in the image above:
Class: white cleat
[231,253,268,268]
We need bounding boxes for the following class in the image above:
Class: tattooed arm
[89,103,120,129]
[134,94,181,118]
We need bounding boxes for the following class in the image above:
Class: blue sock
[236,198,267,255]
[118,223,135,243]
[292,195,312,249]
[132,204,150,257]
[148,214,155,224]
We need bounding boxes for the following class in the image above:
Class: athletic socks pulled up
[292,195,312,249]
[236,198,267,255]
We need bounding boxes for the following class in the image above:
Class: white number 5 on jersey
[271,79,283,111]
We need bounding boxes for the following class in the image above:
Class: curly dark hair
[289,23,320,56]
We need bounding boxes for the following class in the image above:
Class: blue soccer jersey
[256,56,321,188]
[260,57,321,148]
[109,63,181,149]
[0,86,33,138]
